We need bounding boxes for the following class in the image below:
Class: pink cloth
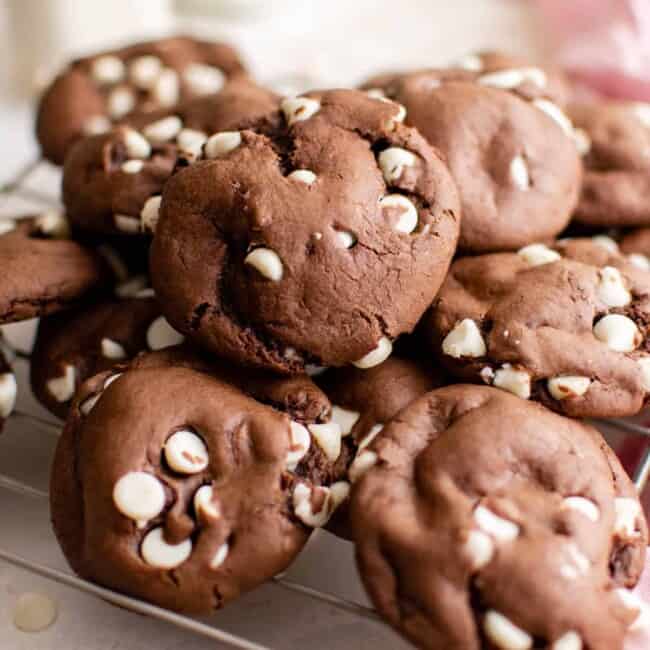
[536,0,650,100]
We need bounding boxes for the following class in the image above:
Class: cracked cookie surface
[351,385,647,650]
[150,88,461,373]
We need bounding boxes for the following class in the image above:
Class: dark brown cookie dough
[50,346,358,613]
[62,79,278,236]
[424,237,650,417]
[30,279,172,419]
[351,385,647,650]
[150,88,461,374]
[570,100,650,228]
[361,70,582,253]
[0,213,111,323]
[36,35,246,165]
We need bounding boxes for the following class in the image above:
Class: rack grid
[1,159,649,649]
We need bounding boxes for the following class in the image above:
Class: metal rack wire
[1,159,649,649]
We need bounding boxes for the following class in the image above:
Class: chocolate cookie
[0,213,111,323]
[30,278,176,419]
[570,101,650,228]
[351,385,647,650]
[50,346,357,613]
[425,237,650,417]
[36,35,246,165]
[150,88,461,374]
[361,70,582,252]
[62,79,278,236]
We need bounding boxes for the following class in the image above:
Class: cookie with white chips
[425,237,650,417]
[49,345,357,613]
[36,35,246,165]
[569,101,650,228]
[0,214,112,323]
[150,88,460,374]
[62,78,278,236]
[351,385,647,650]
[361,66,582,253]
[30,280,174,419]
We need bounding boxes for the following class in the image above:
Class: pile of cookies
[4,36,650,649]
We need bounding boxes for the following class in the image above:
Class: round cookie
[351,384,648,650]
[425,237,650,417]
[50,346,356,613]
[36,35,246,165]
[150,88,461,374]
[0,213,112,324]
[361,70,582,253]
[30,278,175,419]
[570,101,650,228]
[62,79,279,236]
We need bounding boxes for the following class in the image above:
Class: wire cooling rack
[1,159,649,649]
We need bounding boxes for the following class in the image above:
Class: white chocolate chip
[0,219,15,236]
[204,131,242,158]
[91,55,125,85]
[34,211,69,239]
[593,314,641,352]
[591,235,619,254]
[329,481,351,512]
[483,611,533,650]
[474,505,520,543]
[493,364,531,400]
[547,376,591,400]
[281,96,321,125]
[288,169,317,185]
[442,319,486,358]
[614,497,642,538]
[210,542,229,569]
[533,99,573,135]
[480,366,495,383]
[330,405,360,436]
[616,588,650,632]
[628,253,650,271]
[144,116,183,144]
[164,430,208,474]
[153,68,179,107]
[353,337,392,369]
[129,55,162,89]
[378,147,417,183]
[101,338,126,360]
[0,373,17,419]
[146,316,185,351]
[463,530,494,570]
[83,115,111,135]
[358,424,384,452]
[183,63,225,95]
[292,483,330,527]
[336,230,356,248]
[308,422,342,462]
[176,128,207,157]
[517,243,561,267]
[194,484,221,519]
[573,128,591,156]
[479,67,546,89]
[552,631,582,650]
[121,159,144,174]
[244,247,283,281]
[456,53,484,71]
[349,450,378,483]
[378,194,418,233]
[561,496,600,522]
[46,365,76,403]
[637,356,650,391]
[140,195,162,233]
[632,103,650,128]
[13,593,57,633]
[286,421,311,470]
[113,471,165,527]
[366,88,387,99]
[141,527,192,569]
[114,214,140,234]
[123,129,152,159]
[80,373,121,416]
[107,87,135,119]
[509,155,530,190]
[597,266,631,307]
[115,275,148,298]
